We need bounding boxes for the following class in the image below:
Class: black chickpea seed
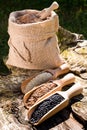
[30,93,65,123]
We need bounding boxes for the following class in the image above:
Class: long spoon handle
[39,1,59,19]
[53,73,75,88]
[66,82,83,99]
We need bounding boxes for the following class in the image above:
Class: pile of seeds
[30,93,65,123]
[16,11,47,24]
[24,72,52,93]
[26,82,57,108]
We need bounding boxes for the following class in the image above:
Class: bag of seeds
[6,9,64,69]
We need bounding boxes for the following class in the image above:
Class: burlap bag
[6,9,64,70]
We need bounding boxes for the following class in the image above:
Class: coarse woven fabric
[6,9,64,70]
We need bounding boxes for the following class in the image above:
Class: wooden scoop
[38,1,59,20]
[28,82,83,125]
[21,63,69,94]
[23,73,75,109]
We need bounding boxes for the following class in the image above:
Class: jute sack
[6,9,64,70]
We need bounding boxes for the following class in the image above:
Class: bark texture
[0,27,87,130]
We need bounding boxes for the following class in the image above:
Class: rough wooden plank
[35,108,84,130]
[50,114,83,130]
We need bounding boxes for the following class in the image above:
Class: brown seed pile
[26,82,57,109]
[16,11,47,24]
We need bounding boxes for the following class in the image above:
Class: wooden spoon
[21,63,69,94]
[38,1,59,20]
[23,73,75,109]
[28,82,83,125]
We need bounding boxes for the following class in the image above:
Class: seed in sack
[16,12,45,24]
[30,93,64,123]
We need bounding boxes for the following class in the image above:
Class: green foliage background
[0,0,87,74]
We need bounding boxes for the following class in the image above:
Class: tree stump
[0,28,87,130]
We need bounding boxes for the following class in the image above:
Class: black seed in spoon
[30,93,65,123]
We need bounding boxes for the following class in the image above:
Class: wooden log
[35,108,84,130]
[1,39,87,130]
[72,101,87,125]
[0,108,31,130]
